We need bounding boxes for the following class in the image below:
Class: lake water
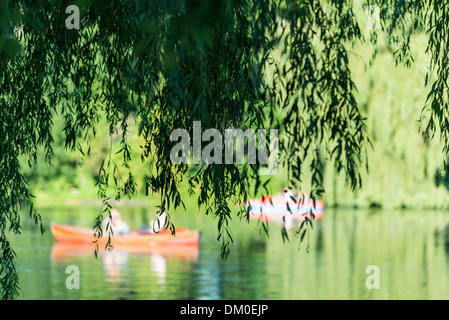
[8,206,449,300]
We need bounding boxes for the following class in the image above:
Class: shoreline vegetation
[29,31,449,212]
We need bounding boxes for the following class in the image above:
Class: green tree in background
[1,0,448,299]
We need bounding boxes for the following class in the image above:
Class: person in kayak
[149,210,168,234]
[102,208,130,236]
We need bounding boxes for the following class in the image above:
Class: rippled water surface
[9,207,449,299]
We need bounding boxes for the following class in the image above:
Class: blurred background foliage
[20,113,152,206]
[22,30,449,211]
[324,32,448,210]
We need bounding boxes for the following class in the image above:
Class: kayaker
[102,208,130,236]
[150,210,168,233]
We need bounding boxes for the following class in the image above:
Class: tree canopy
[0,0,448,299]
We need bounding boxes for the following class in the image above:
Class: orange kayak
[51,222,200,247]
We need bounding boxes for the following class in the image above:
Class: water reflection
[103,249,129,283]
[10,207,449,299]
[51,242,198,285]
[150,253,167,285]
[444,224,449,259]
